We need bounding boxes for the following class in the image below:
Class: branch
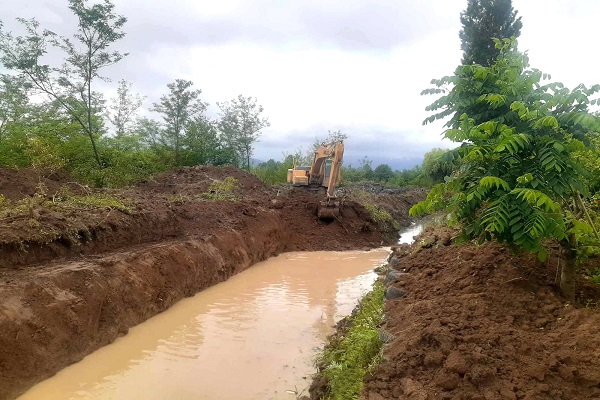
[574,192,600,241]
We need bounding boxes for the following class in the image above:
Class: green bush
[251,158,292,185]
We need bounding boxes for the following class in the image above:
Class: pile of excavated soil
[362,227,600,400]
[0,167,420,268]
[137,165,275,202]
[0,169,74,201]
[0,166,425,400]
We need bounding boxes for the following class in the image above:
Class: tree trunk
[560,239,578,302]
[87,51,102,167]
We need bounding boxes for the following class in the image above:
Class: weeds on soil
[0,189,132,219]
[51,190,133,214]
[0,186,133,245]
[347,190,399,231]
[167,177,240,204]
[202,177,239,201]
[318,281,385,400]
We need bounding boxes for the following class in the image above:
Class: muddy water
[18,248,390,400]
[398,222,424,244]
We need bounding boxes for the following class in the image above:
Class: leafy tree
[412,39,600,300]
[16,102,95,175]
[252,158,292,185]
[0,0,128,166]
[373,164,393,182]
[92,135,167,187]
[459,0,522,66]
[0,74,30,142]
[136,117,163,149]
[570,132,600,194]
[106,80,144,137]
[218,95,270,171]
[311,129,348,152]
[181,117,236,166]
[151,79,208,166]
[302,129,349,165]
[359,156,374,181]
[422,148,455,184]
[388,165,426,187]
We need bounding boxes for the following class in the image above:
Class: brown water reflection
[18,248,390,400]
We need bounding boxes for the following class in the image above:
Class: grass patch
[347,189,400,231]
[318,280,385,400]
[363,203,399,231]
[0,188,133,220]
[0,188,134,246]
[589,268,600,285]
[166,177,240,205]
[202,177,239,201]
[53,193,133,213]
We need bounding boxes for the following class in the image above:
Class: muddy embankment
[362,227,600,400]
[0,166,424,400]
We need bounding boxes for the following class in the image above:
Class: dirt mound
[363,227,600,400]
[0,168,74,201]
[0,166,424,267]
[138,165,275,201]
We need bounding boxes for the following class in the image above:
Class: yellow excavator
[287,140,344,220]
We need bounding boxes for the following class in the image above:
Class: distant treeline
[252,147,454,188]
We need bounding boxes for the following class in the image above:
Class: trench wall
[0,209,286,400]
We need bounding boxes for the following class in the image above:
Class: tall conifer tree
[459,0,522,66]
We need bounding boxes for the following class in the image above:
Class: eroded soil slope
[0,166,423,400]
[363,227,600,400]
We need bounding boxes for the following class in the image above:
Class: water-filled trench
[18,225,423,400]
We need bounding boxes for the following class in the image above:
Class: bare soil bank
[362,227,600,400]
[0,166,423,400]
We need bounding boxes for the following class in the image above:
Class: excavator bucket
[318,199,340,221]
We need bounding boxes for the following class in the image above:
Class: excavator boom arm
[325,141,344,199]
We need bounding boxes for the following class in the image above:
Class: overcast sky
[2,0,599,169]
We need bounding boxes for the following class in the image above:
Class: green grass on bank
[347,189,400,231]
[318,280,385,400]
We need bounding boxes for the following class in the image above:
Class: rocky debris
[384,286,407,300]
[384,269,407,284]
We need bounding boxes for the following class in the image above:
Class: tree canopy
[218,95,270,171]
[413,39,600,299]
[459,0,522,66]
[151,79,207,166]
[0,0,128,166]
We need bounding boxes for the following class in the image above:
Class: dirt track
[0,166,423,400]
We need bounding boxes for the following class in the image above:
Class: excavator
[287,140,344,221]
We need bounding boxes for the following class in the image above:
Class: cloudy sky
[1,0,599,169]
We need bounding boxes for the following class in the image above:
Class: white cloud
[1,0,599,168]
